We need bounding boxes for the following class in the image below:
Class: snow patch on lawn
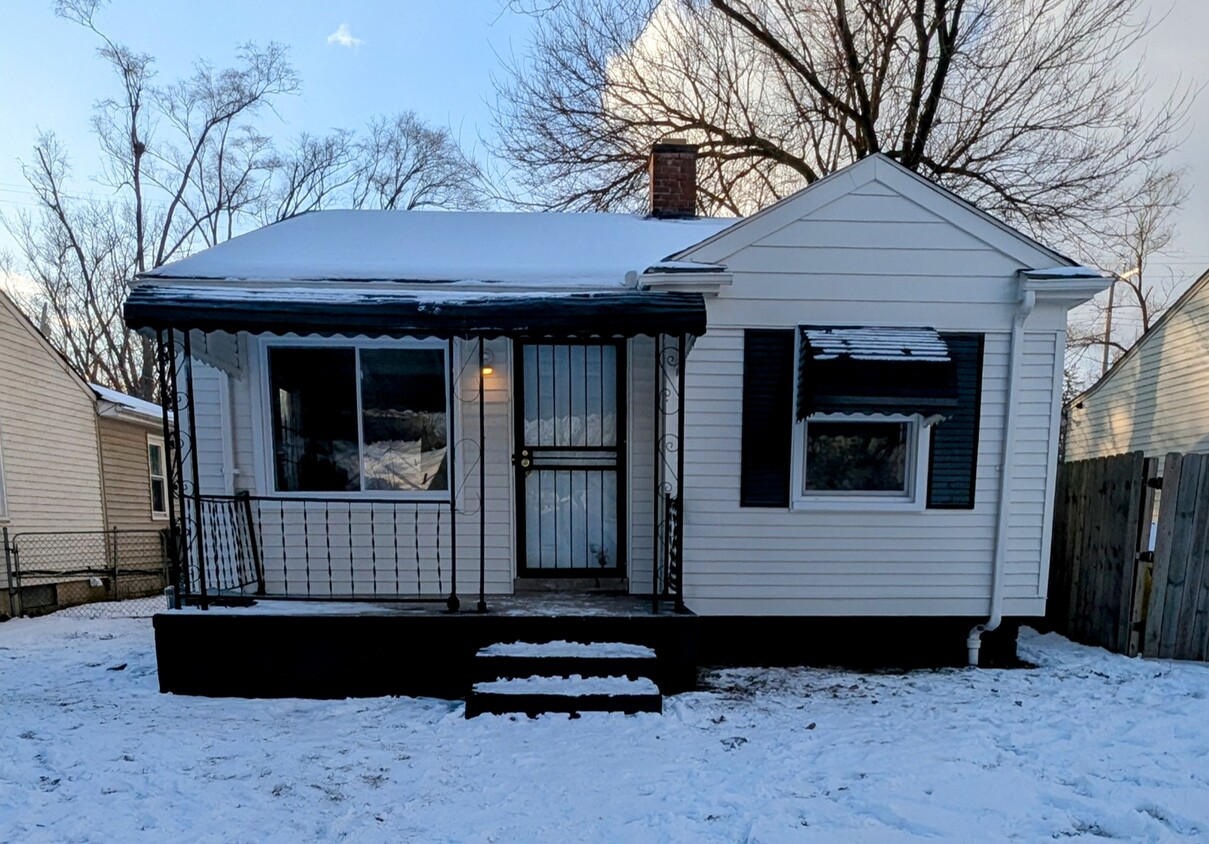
[2,617,1208,842]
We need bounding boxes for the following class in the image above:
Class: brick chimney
[648,139,697,219]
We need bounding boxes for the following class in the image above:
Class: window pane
[359,349,448,491]
[148,443,163,477]
[269,348,359,492]
[805,421,908,493]
[151,478,166,514]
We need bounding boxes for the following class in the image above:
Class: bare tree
[2,0,298,398]
[496,0,1191,246]
[1066,166,1188,380]
[265,114,486,220]
[2,134,141,391]
[351,113,486,211]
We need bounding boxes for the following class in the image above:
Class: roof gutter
[967,286,1036,666]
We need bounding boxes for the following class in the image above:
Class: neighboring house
[1065,268,1209,462]
[93,384,171,531]
[0,290,107,539]
[124,147,1106,696]
[0,290,171,617]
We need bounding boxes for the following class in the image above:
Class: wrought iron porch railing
[196,494,456,603]
[659,492,685,612]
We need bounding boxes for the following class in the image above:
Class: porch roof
[123,282,708,339]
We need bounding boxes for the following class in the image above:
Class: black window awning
[797,326,959,419]
[123,284,707,340]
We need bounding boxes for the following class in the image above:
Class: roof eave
[1020,271,1111,307]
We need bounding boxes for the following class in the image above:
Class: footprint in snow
[721,736,748,750]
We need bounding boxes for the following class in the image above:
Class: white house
[124,147,1106,696]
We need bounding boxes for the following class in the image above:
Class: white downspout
[968,286,1036,666]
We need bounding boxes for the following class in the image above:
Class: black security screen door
[516,342,626,577]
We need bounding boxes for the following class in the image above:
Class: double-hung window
[267,344,449,495]
[0,426,8,520]
[147,435,169,519]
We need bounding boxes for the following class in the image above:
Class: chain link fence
[3,528,171,620]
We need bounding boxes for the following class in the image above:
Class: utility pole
[1102,266,1140,377]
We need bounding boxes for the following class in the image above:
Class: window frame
[147,434,169,520]
[791,412,932,512]
[0,423,8,521]
[257,337,451,500]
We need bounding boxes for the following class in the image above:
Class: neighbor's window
[800,415,918,500]
[147,435,169,518]
[0,429,9,520]
[268,346,448,494]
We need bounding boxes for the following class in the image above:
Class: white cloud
[326,23,363,49]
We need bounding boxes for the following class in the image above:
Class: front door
[515,341,625,578]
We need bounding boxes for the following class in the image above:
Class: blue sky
[0,0,532,212]
[0,0,1205,292]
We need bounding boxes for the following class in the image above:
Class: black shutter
[926,333,984,509]
[741,329,795,507]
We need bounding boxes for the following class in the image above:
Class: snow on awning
[123,283,707,340]
[797,326,959,419]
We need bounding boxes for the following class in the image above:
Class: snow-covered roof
[141,210,736,287]
[92,384,165,423]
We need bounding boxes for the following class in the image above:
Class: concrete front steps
[465,640,663,717]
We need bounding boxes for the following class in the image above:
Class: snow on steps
[466,641,662,718]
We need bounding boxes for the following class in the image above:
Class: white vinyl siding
[1065,275,1209,462]
[628,335,657,594]
[674,159,1065,617]
[96,416,167,531]
[0,295,106,535]
[190,363,235,495]
[681,329,1058,616]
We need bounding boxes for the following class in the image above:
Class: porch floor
[192,593,674,617]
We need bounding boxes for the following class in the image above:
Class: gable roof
[141,211,737,288]
[0,289,96,402]
[1072,267,1209,406]
[671,153,1080,270]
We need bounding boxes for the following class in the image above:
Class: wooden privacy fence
[1048,451,1209,661]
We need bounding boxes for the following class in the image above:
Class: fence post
[109,526,120,602]
[3,527,18,619]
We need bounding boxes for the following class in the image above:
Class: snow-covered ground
[2,616,1208,843]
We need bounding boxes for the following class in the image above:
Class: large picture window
[804,419,912,495]
[794,413,926,508]
[268,345,448,494]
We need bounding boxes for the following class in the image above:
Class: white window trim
[147,434,169,520]
[256,336,452,501]
[0,424,9,522]
[790,412,932,512]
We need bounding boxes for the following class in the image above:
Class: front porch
[127,296,701,615]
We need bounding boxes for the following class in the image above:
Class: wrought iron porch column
[446,337,460,613]
[477,337,488,614]
[675,333,687,613]
[182,330,209,610]
[155,328,188,610]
